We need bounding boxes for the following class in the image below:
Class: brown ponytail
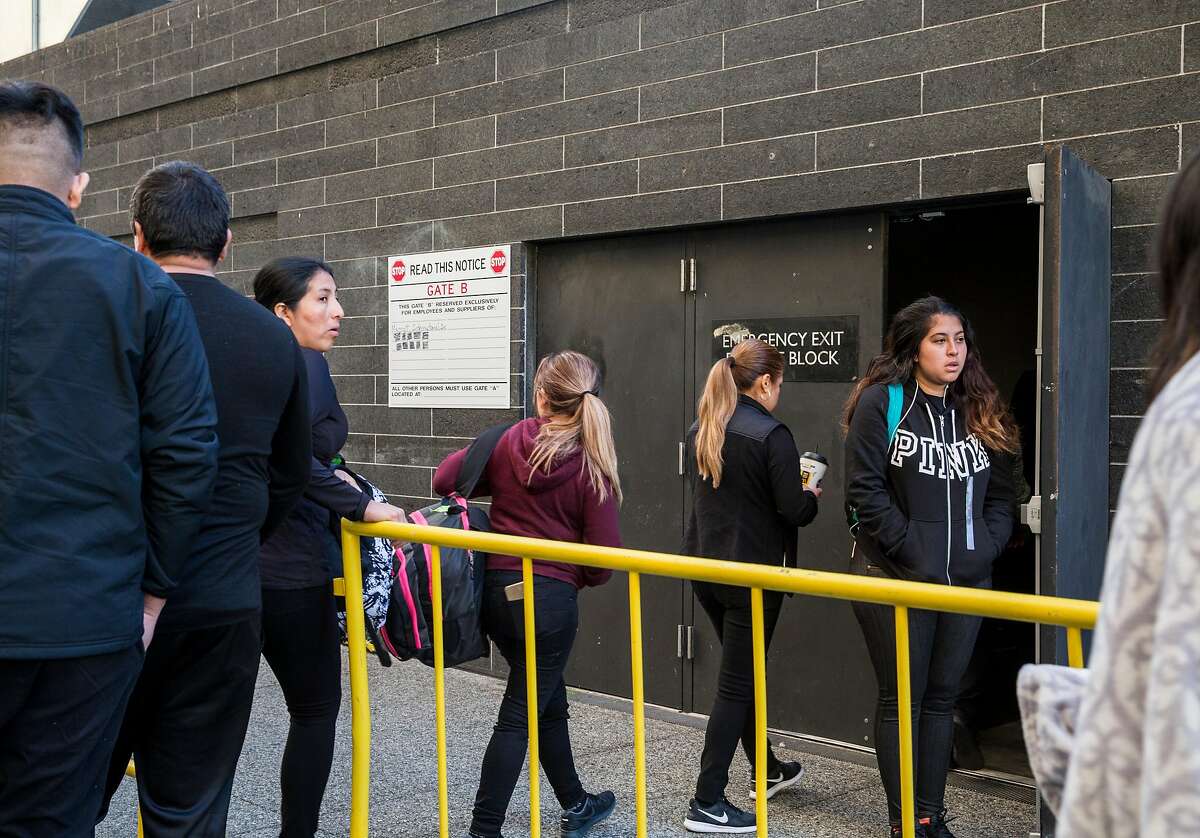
[696,338,785,487]
[529,351,623,504]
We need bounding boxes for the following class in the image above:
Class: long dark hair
[1148,152,1200,400]
[842,296,1018,453]
[696,338,785,487]
[253,257,333,312]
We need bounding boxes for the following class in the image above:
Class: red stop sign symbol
[390,260,406,282]
[490,250,507,273]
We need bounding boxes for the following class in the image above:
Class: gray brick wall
[2,0,1185,509]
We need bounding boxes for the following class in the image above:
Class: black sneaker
[925,810,957,838]
[684,797,756,834]
[560,790,616,838]
[747,760,804,800]
[890,822,928,838]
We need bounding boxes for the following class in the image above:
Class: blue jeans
[470,571,585,838]
[851,556,983,823]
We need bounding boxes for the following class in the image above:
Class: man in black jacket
[0,83,220,836]
[98,162,312,836]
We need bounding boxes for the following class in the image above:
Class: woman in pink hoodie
[434,350,622,838]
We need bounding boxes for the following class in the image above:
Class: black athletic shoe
[889,821,928,838]
[925,810,957,838]
[560,790,616,838]
[684,797,757,834]
[747,760,804,800]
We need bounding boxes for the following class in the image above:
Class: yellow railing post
[1067,626,1085,669]
[750,587,768,838]
[522,557,541,838]
[340,526,371,838]
[628,571,648,838]
[895,606,915,838]
[125,760,143,838]
[431,545,450,838]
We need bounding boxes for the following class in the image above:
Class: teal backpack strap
[886,381,904,444]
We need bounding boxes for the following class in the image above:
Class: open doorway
[887,201,1040,779]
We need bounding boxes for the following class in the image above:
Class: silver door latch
[1021,495,1042,534]
[676,625,695,659]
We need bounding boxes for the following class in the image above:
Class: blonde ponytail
[695,338,786,487]
[695,358,738,487]
[529,351,623,504]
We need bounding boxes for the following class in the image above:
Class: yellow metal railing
[338,521,1099,838]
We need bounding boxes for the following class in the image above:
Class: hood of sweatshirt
[505,417,585,493]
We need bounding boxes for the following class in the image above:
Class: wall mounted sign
[712,315,859,382]
[386,245,511,408]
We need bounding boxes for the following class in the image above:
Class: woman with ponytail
[843,296,1017,837]
[434,350,621,838]
[682,338,820,834]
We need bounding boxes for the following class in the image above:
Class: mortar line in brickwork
[1041,3,1046,50]
[1183,26,1188,74]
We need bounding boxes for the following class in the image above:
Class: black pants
[470,571,585,838]
[101,618,261,837]
[261,585,342,838]
[851,560,983,823]
[0,644,141,838]
[693,582,784,806]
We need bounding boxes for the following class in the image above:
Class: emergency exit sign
[712,316,859,382]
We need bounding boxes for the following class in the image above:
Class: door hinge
[678,441,685,476]
[1021,495,1042,535]
[677,625,695,659]
[689,257,697,292]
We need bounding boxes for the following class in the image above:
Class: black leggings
[851,559,982,823]
[693,582,784,805]
[261,585,342,838]
[470,571,585,838]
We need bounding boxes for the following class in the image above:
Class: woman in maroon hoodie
[434,350,622,838]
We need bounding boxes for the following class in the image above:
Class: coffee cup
[799,451,828,490]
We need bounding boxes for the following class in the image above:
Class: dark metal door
[686,214,887,746]
[1033,143,1113,838]
[1036,146,1111,667]
[535,232,689,708]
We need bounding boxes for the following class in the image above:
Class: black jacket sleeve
[138,281,220,598]
[845,385,909,555]
[261,339,312,541]
[301,361,371,520]
[306,456,371,520]
[765,426,818,528]
[982,448,1016,557]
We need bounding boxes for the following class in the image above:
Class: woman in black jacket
[682,337,820,834]
[843,296,1017,838]
[254,258,406,838]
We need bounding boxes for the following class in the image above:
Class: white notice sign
[386,245,512,409]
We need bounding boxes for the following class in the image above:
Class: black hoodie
[845,381,1014,586]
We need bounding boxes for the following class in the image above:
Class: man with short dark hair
[0,82,220,835]
[98,160,312,836]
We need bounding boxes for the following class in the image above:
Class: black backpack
[380,423,512,668]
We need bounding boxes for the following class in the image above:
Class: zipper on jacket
[955,412,975,553]
[939,412,952,585]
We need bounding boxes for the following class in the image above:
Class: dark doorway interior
[887,202,1040,778]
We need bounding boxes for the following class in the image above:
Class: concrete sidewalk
[98,657,1038,838]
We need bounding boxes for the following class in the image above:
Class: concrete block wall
[1,0,1190,510]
